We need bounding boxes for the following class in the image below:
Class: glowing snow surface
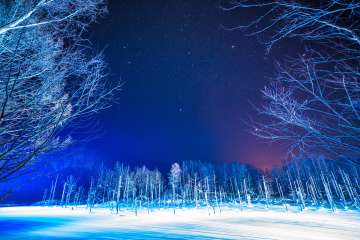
[0,206,359,239]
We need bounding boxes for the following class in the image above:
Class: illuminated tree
[224,1,360,162]
[0,0,119,182]
[169,162,181,204]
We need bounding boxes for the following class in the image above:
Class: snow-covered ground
[0,205,359,239]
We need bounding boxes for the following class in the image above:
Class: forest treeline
[42,157,359,213]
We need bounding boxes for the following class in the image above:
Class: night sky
[79,0,288,170]
[1,0,297,203]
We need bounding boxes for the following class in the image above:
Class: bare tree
[224,1,360,162]
[0,0,119,182]
[169,162,181,205]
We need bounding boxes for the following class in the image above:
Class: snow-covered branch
[0,0,119,182]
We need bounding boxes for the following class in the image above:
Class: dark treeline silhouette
[41,157,359,213]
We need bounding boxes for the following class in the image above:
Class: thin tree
[169,162,181,207]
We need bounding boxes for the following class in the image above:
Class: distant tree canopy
[225,1,360,163]
[0,0,118,182]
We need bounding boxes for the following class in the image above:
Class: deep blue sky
[2,0,297,203]
[81,0,288,170]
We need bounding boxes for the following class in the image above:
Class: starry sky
[77,0,289,171]
[1,0,298,203]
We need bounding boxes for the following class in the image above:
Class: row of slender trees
[42,157,360,213]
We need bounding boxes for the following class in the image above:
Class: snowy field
[0,206,359,240]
